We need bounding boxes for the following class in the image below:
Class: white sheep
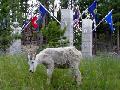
[28,47,82,85]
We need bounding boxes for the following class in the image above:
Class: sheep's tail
[78,51,82,59]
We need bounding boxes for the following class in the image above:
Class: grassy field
[0,54,120,90]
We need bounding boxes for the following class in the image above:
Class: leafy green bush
[41,21,68,48]
[0,29,13,52]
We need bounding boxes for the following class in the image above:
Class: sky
[27,0,39,19]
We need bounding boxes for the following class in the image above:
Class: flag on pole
[39,2,61,24]
[105,10,115,32]
[88,0,97,18]
[22,20,29,29]
[37,4,47,29]
[22,1,61,32]
[31,16,38,28]
[31,4,47,29]
[39,5,47,18]
[73,9,80,20]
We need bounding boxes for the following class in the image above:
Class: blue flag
[88,0,97,18]
[39,5,47,18]
[73,9,80,20]
[105,10,115,32]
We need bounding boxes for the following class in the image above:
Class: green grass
[0,54,120,90]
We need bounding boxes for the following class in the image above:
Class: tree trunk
[93,31,97,55]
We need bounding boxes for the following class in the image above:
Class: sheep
[28,47,82,85]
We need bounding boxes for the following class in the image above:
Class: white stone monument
[61,9,73,46]
[82,19,93,57]
[10,22,22,54]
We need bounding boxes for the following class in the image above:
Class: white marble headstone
[82,19,93,57]
[61,9,73,46]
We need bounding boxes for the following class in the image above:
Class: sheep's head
[22,45,39,73]
[28,60,38,73]
[27,51,37,73]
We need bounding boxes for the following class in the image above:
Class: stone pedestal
[10,22,22,54]
[82,19,93,57]
[61,9,73,46]
[9,39,21,54]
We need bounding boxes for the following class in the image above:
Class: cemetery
[0,0,120,90]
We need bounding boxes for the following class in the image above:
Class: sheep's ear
[27,53,31,61]
[32,55,35,60]
[27,51,33,61]
[32,52,36,60]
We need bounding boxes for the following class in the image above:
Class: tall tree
[0,0,13,52]
[0,0,29,52]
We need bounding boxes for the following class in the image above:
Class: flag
[88,0,97,18]
[39,5,47,18]
[36,16,43,31]
[37,4,47,30]
[31,16,38,28]
[73,9,80,20]
[105,10,115,32]
[31,4,47,30]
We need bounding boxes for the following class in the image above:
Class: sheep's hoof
[77,81,82,86]
[75,79,82,86]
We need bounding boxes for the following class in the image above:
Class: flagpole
[39,2,61,25]
[92,9,113,31]
[105,9,113,18]
[81,8,88,16]
[92,17,104,31]
[21,21,31,31]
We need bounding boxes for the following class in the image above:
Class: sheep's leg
[46,67,54,84]
[71,63,81,85]
[74,68,81,85]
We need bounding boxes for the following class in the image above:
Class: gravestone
[9,22,22,54]
[9,40,21,54]
[61,9,73,46]
[82,19,93,57]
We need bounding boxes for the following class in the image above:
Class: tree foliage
[0,0,120,52]
[0,0,28,52]
[41,21,68,47]
[0,0,13,52]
